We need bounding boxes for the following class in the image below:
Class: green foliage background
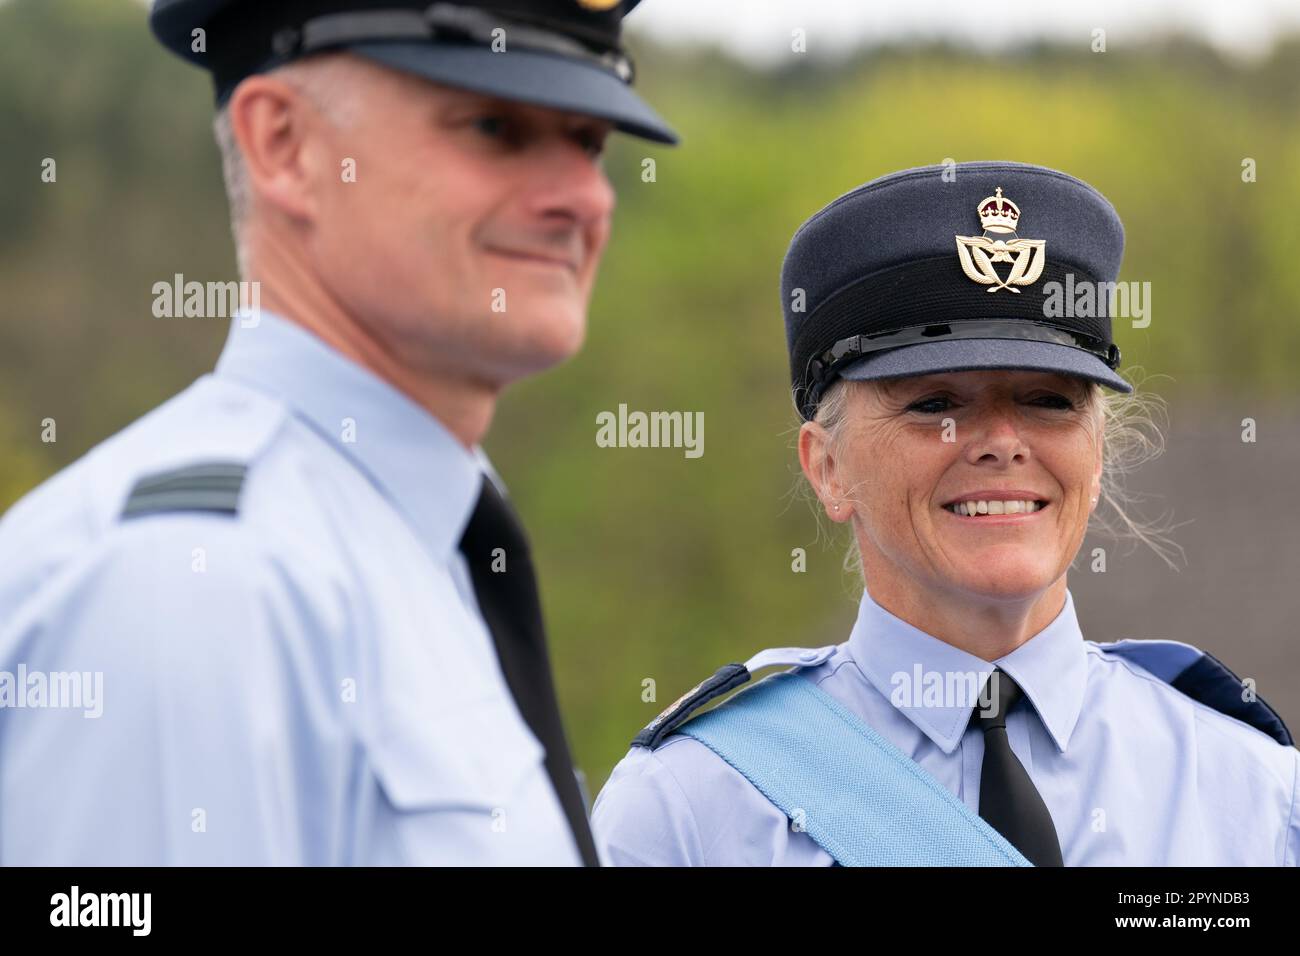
[2,0,1297,788]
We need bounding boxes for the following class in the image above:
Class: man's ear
[799,420,851,524]
[227,75,321,225]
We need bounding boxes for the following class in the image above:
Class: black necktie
[457,476,600,866]
[971,669,1064,866]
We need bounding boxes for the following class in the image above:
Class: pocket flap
[368,694,546,812]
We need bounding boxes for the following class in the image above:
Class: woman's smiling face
[800,369,1104,605]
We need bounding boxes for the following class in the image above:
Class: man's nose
[525,138,616,226]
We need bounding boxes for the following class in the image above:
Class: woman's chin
[948,560,1058,601]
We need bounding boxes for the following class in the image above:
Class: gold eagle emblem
[955,187,1046,293]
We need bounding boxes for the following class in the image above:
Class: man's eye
[473,116,512,139]
[1033,393,1075,409]
[576,129,608,159]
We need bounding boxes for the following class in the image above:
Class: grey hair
[211,53,365,277]
[211,104,249,273]
[804,368,1183,580]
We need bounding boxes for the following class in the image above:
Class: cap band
[290,4,633,78]
[799,319,1122,420]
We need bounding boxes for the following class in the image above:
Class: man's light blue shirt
[593,586,1300,865]
[0,309,581,865]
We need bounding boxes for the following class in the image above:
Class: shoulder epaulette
[120,461,248,519]
[1098,639,1292,746]
[633,645,837,750]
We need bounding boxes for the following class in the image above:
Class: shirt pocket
[367,692,548,813]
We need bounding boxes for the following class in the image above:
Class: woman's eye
[906,394,1074,414]
[908,397,952,414]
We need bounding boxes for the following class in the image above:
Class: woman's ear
[1090,402,1105,509]
[799,421,851,523]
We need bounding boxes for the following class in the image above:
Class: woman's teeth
[945,499,1044,516]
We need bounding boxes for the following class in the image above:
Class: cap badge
[955,187,1047,293]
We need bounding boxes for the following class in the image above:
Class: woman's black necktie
[457,476,600,866]
[971,668,1064,866]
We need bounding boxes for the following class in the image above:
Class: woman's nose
[967,406,1030,461]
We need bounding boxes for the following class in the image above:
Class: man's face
[299,56,616,387]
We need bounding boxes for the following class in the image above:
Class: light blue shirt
[593,586,1300,865]
[0,309,581,865]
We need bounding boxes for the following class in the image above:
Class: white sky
[80,0,1300,63]
[626,0,1300,63]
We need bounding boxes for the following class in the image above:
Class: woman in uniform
[591,161,1299,867]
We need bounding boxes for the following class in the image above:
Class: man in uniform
[0,0,676,865]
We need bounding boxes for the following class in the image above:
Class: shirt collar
[848,585,1088,754]
[213,309,483,560]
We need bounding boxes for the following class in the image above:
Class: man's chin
[497,311,588,379]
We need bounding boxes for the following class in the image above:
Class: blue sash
[676,672,1032,867]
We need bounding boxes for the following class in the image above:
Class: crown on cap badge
[955,187,1047,293]
[978,187,1020,233]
